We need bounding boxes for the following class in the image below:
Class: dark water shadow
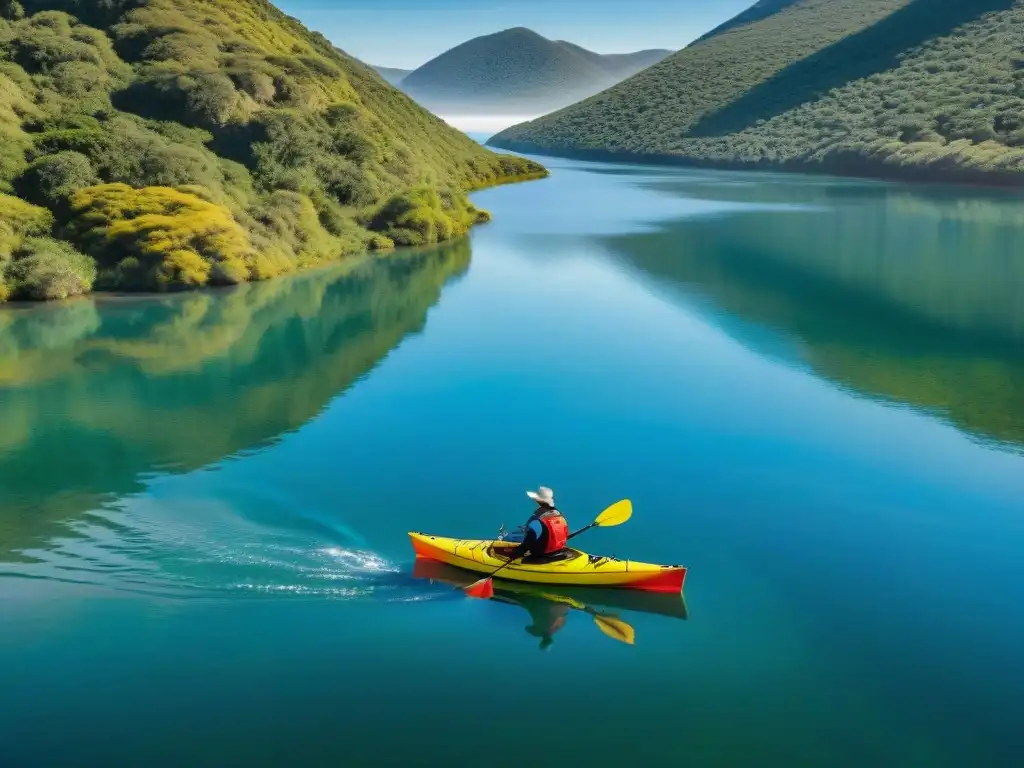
[689,0,1017,138]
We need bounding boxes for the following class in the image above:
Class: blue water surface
[2,150,1024,766]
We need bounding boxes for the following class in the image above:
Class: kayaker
[504,487,570,561]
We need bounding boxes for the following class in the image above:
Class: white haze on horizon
[438,114,542,137]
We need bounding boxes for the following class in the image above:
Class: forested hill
[693,0,802,44]
[0,0,544,303]
[490,0,1024,186]
[399,27,671,115]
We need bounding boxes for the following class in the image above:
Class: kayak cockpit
[488,544,584,566]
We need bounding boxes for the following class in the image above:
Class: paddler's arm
[506,519,542,560]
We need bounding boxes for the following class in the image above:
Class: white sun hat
[527,487,555,506]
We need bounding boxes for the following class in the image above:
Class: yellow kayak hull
[409,532,686,593]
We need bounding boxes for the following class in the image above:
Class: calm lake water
[3,147,1024,766]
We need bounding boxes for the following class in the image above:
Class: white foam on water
[231,583,368,598]
[1,483,409,601]
[321,547,398,573]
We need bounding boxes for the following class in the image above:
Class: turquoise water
[3,150,1024,766]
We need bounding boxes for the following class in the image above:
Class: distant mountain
[491,0,1024,186]
[554,42,673,80]
[399,27,672,115]
[372,65,412,86]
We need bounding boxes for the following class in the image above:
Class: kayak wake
[0,478,422,601]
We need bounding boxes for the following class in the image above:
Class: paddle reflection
[413,558,688,650]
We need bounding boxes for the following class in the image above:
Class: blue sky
[275,0,756,69]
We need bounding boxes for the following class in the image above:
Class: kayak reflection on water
[524,602,570,651]
[412,559,688,650]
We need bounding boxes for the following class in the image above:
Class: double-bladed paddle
[463,499,633,599]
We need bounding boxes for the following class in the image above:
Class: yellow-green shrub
[250,189,342,266]
[15,150,98,208]
[0,195,94,302]
[67,183,254,290]
[6,235,95,299]
[0,70,36,190]
[0,193,53,258]
[367,186,490,246]
[365,233,395,252]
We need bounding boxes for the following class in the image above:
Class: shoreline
[0,237,458,313]
[0,168,548,310]
[486,138,1024,192]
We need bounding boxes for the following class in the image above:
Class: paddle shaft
[465,555,517,590]
[567,522,597,542]
[467,500,631,593]
[471,523,592,589]
[484,558,516,580]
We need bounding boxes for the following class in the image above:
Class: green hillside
[0,0,544,303]
[693,0,802,43]
[400,27,671,116]
[371,65,411,86]
[491,0,1024,185]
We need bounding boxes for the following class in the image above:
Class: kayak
[408,532,687,593]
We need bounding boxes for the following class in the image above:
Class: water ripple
[0,485,431,602]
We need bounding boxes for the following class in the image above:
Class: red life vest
[538,511,569,553]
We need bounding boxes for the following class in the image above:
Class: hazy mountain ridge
[554,41,672,79]
[398,27,672,115]
[371,65,412,86]
[491,0,1024,186]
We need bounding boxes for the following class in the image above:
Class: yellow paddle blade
[593,614,636,646]
[594,499,632,528]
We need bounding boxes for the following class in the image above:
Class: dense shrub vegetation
[491,0,1024,185]
[693,0,803,43]
[0,0,545,302]
[67,183,254,289]
[368,186,490,247]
